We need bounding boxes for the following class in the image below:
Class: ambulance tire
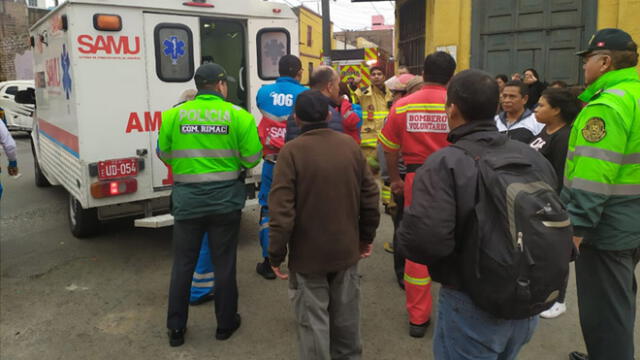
[68,194,99,238]
[30,138,51,187]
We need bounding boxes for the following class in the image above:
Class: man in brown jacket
[268,90,380,360]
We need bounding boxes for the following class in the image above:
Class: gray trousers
[288,263,362,360]
[575,244,640,360]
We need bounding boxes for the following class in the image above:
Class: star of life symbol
[264,39,285,66]
[61,44,72,100]
[163,36,186,65]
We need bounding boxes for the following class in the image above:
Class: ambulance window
[154,24,194,82]
[257,29,290,80]
[4,86,18,95]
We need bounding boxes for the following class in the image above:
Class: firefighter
[254,55,306,280]
[565,28,640,360]
[159,63,262,346]
[356,66,392,173]
[378,52,456,338]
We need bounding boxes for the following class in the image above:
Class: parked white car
[0,80,35,132]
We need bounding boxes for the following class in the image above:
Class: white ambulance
[23,0,297,237]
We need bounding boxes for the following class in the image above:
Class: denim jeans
[433,287,538,360]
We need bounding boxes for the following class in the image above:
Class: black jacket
[396,120,557,288]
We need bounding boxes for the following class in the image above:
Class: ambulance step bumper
[133,199,258,228]
[134,214,174,228]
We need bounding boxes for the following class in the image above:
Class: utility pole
[321,0,331,65]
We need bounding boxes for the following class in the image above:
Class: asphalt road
[1,135,637,360]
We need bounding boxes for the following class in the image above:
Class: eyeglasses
[582,51,610,64]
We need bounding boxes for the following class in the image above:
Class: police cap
[194,63,236,86]
[576,28,637,56]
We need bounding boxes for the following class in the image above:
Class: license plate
[97,158,138,180]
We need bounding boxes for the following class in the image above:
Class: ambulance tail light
[93,14,122,31]
[91,178,137,198]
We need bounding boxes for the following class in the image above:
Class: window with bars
[398,0,426,75]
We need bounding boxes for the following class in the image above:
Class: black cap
[194,63,236,85]
[576,28,637,56]
[279,55,302,77]
[295,90,329,123]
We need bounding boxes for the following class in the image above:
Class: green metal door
[471,0,597,85]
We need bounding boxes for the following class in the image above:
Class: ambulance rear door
[246,19,297,119]
[142,13,200,189]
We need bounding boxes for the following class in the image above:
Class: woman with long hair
[530,87,581,319]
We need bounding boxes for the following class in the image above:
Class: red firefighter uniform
[378,84,449,326]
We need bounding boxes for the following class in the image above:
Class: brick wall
[0,0,48,81]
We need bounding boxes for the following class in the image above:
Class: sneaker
[540,302,567,319]
[256,258,276,280]
[409,320,430,338]
[383,241,394,254]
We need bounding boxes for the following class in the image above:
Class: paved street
[0,134,636,360]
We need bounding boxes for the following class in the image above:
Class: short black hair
[279,55,302,77]
[503,80,529,97]
[540,88,581,124]
[309,66,336,90]
[549,80,568,88]
[369,66,385,76]
[295,90,329,123]
[423,51,456,85]
[446,69,499,122]
[495,74,508,83]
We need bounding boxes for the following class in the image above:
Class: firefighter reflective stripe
[567,146,640,165]
[366,111,388,119]
[563,177,640,196]
[173,171,240,183]
[395,103,446,114]
[381,185,391,204]
[404,273,432,286]
[378,132,400,150]
[361,138,378,148]
[192,281,214,288]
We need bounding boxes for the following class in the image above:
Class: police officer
[159,63,262,347]
[564,29,640,360]
[255,55,306,279]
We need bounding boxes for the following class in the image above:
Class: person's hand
[359,243,373,259]
[390,178,404,196]
[573,236,583,251]
[7,166,18,176]
[271,265,289,280]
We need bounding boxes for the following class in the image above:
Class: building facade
[292,6,335,85]
[395,0,639,84]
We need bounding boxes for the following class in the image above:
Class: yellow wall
[424,0,472,72]
[396,0,640,74]
[296,7,335,85]
[597,0,640,52]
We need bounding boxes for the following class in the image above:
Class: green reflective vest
[158,92,262,183]
[561,67,640,250]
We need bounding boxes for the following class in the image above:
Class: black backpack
[453,138,574,320]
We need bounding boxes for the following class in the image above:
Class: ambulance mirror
[15,89,36,106]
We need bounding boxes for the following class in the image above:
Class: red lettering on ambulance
[126,112,144,133]
[76,35,141,55]
[144,112,162,132]
[162,163,174,185]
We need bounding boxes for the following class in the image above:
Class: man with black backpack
[397,69,574,360]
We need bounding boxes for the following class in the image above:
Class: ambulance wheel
[68,194,99,238]
[30,138,51,187]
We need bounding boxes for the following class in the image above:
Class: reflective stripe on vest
[361,138,378,148]
[563,177,640,196]
[404,273,431,286]
[173,171,240,183]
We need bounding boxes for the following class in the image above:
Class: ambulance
[21,0,298,237]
